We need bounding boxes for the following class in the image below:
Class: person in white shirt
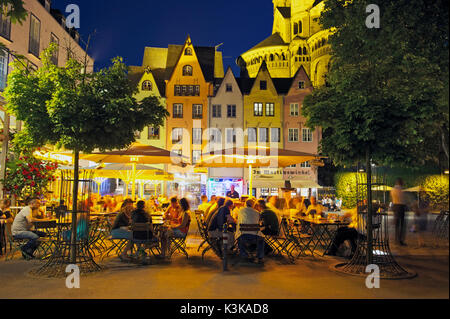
[390,178,408,246]
[11,199,50,259]
[236,199,265,264]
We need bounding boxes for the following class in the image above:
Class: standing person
[236,199,265,264]
[226,185,240,199]
[390,178,408,246]
[11,199,50,259]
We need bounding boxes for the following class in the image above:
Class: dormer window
[182,65,193,76]
[142,80,152,91]
[260,81,267,90]
[185,48,192,56]
[226,84,233,92]
[298,81,305,89]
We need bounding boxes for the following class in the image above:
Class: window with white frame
[266,103,275,117]
[227,105,236,118]
[193,104,203,119]
[259,128,269,143]
[29,14,40,57]
[300,161,311,168]
[50,33,59,65]
[226,128,237,144]
[248,128,257,143]
[192,150,202,164]
[173,104,183,118]
[290,103,299,117]
[142,80,152,91]
[0,49,9,91]
[192,128,202,145]
[254,103,263,116]
[302,128,313,142]
[271,128,280,143]
[172,128,183,144]
[210,128,222,144]
[288,128,299,142]
[0,5,11,40]
[212,105,221,118]
[182,65,193,76]
[148,126,160,140]
[226,84,233,92]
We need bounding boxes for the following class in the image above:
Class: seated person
[11,199,50,259]
[160,198,191,258]
[164,196,181,223]
[208,199,236,244]
[236,199,265,264]
[197,195,211,213]
[0,199,13,224]
[305,196,324,218]
[327,208,359,257]
[205,197,225,230]
[256,200,280,236]
[203,195,217,221]
[131,201,154,241]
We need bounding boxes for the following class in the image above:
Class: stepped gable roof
[249,33,288,51]
[272,77,294,95]
[164,44,217,82]
[277,7,291,18]
[128,66,145,89]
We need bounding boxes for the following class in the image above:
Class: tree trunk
[366,148,373,265]
[70,150,80,264]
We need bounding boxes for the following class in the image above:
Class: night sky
[51,0,274,74]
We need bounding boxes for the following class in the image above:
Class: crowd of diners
[0,193,366,263]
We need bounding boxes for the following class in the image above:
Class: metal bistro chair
[282,218,314,259]
[196,213,223,260]
[4,223,29,261]
[168,216,191,259]
[131,222,160,264]
[264,219,295,262]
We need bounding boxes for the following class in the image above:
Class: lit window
[302,128,313,142]
[248,128,257,143]
[182,65,193,76]
[172,128,183,144]
[192,150,202,164]
[266,103,274,117]
[185,48,192,55]
[259,128,269,143]
[289,129,299,142]
[174,85,181,96]
[142,80,152,91]
[254,103,263,116]
[271,128,280,143]
[195,85,200,96]
[148,127,160,140]
[290,104,299,117]
[192,128,202,145]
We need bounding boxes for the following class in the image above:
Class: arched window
[293,22,298,35]
[182,65,193,76]
[185,48,192,55]
[298,21,303,34]
[142,80,152,91]
[303,47,307,55]
[270,54,274,61]
[281,53,286,61]
[297,47,302,55]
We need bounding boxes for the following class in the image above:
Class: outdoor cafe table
[294,217,350,257]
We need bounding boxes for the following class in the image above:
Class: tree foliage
[1,0,27,23]
[4,44,169,154]
[302,0,449,168]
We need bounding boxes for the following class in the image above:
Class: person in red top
[160,198,191,258]
[164,196,181,223]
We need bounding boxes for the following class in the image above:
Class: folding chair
[281,219,313,259]
[131,223,160,264]
[169,217,191,259]
[100,236,128,261]
[4,223,28,261]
